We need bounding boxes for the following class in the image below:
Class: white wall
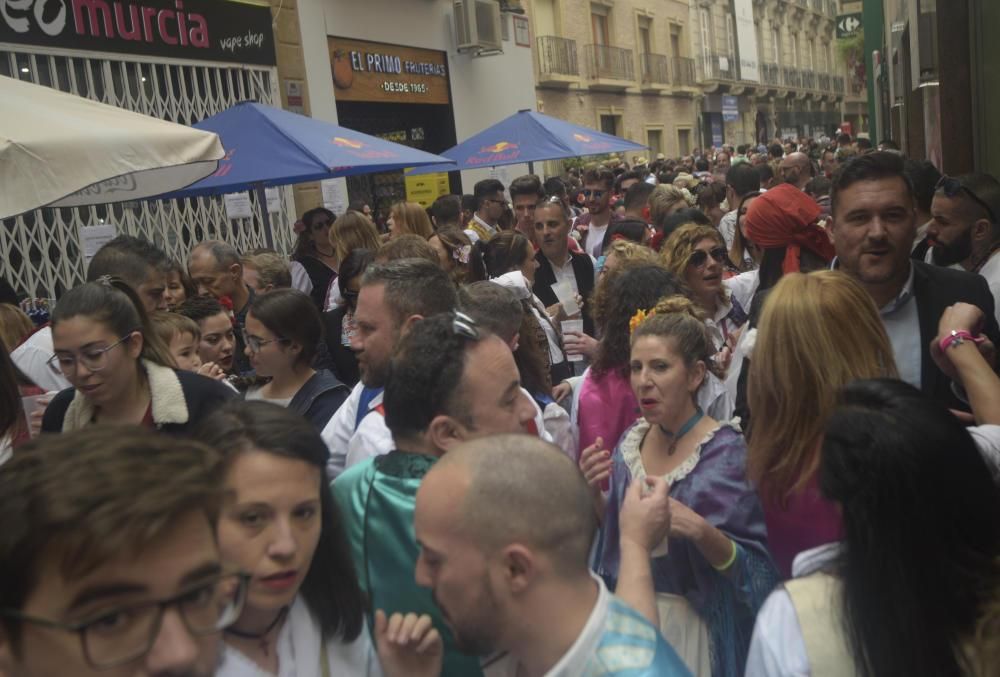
[297,0,537,194]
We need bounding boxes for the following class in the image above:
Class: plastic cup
[561,320,585,362]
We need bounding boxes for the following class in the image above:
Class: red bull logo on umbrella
[572,132,612,152]
[332,137,365,149]
[573,133,592,143]
[469,140,521,165]
[330,136,397,160]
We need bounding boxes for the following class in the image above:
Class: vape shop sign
[0,0,276,65]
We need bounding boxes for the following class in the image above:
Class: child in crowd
[150,311,227,380]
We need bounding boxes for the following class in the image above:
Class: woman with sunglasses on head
[293,207,340,310]
[41,277,235,434]
[198,401,443,677]
[321,248,374,388]
[243,289,350,432]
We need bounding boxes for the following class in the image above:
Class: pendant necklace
[659,406,704,455]
[225,606,288,657]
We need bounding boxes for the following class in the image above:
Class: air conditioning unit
[454,0,503,54]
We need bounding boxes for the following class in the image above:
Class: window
[726,14,736,61]
[591,8,610,45]
[699,8,712,75]
[678,128,692,155]
[771,26,780,64]
[647,128,663,157]
[670,25,683,59]
[790,34,799,68]
[600,114,622,136]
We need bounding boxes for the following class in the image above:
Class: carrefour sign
[0,0,276,65]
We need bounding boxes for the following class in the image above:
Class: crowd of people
[1,133,1000,677]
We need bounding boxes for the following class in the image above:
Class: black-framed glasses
[48,333,134,375]
[242,329,289,353]
[582,189,605,198]
[0,572,248,670]
[688,246,729,268]
[452,311,480,340]
[936,176,997,223]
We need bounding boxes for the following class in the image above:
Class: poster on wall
[732,0,760,82]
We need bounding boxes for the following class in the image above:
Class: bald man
[778,151,814,191]
[414,435,691,677]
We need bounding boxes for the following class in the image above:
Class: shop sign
[329,36,450,105]
[722,95,739,122]
[0,0,276,65]
[836,13,862,39]
[404,171,449,208]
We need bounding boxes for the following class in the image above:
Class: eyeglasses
[311,219,332,231]
[582,189,605,199]
[688,246,729,268]
[484,198,506,206]
[0,572,248,670]
[452,311,480,340]
[242,329,289,353]
[936,176,997,223]
[48,333,134,375]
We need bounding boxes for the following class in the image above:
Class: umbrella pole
[255,183,275,251]
[528,161,535,176]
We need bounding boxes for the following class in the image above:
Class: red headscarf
[743,183,835,273]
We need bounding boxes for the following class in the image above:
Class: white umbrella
[0,75,225,220]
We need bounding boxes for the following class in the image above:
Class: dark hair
[430,194,462,228]
[694,157,710,172]
[474,178,505,208]
[879,138,900,150]
[51,278,174,367]
[361,259,458,328]
[384,313,488,440]
[461,194,478,214]
[832,151,914,215]
[944,173,1000,226]
[820,379,1000,677]
[194,401,364,641]
[726,163,761,197]
[614,170,643,193]
[0,427,222,644]
[347,200,368,213]
[583,167,614,189]
[903,159,943,214]
[603,220,648,251]
[247,289,322,365]
[470,231,532,282]
[755,163,775,184]
[459,282,550,397]
[768,143,784,158]
[661,207,711,241]
[375,234,439,266]
[337,248,375,302]
[623,181,655,213]
[592,265,686,376]
[86,235,171,291]
[805,175,832,198]
[0,344,22,441]
[856,137,873,150]
[165,258,197,299]
[695,181,727,209]
[543,176,567,198]
[509,174,544,200]
[175,294,228,324]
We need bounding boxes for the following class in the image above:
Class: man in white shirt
[321,259,458,477]
[413,436,690,677]
[572,167,619,258]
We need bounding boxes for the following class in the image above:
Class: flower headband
[452,244,471,265]
[629,308,654,334]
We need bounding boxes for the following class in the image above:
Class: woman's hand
[937,302,984,337]
[552,380,572,403]
[667,497,707,542]
[579,437,611,490]
[29,396,51,437]
[196,361,227,380]
[564,331,598,360]
[620,477,671,554]
[374,610,442,677]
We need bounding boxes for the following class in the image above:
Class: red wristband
[939,330,985,353]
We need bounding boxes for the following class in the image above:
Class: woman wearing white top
[196,401,442,677]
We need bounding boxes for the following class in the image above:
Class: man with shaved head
[188,240,253,374]
[414,435,690,676]
[778,151,814,191]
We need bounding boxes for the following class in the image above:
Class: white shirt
[322,383,394,479]
[484,575,610,677]
[744,543,841,677]
[969,424,1000,485]
[216,596,381,677]
[289,260,314,296]
[548,253,579,295]
[978,251,1000,328]
[724,270,759,317]
[11,326,71,392]
[878,264,922,389]
[718,209,738,250]
[584,224,608,258]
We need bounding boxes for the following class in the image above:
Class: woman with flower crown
[583,295,777,677]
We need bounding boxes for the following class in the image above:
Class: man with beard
[778,151,813,191]
[414,435,691,676]
[333,314,537,677]
[830,152,1000,405]
[320,259,458,477]
[572,167,620,258]
[926,173,1000,326]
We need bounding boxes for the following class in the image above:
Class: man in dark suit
[532,199,595,381]
[831,151,1000,407]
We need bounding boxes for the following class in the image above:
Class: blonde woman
[747,270,897,579]
[326,212,382,311]
[661,224,748,357]
[386,201,434,240]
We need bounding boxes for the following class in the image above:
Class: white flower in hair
[453,244,471,265]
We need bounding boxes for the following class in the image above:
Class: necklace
[225,606,288,657]
[658,406,704,455]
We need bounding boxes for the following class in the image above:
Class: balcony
[639,52,670,91]
[818,73,831,91]
[536,36,579,87]
[672,57,696,87]
[833,75,845,95]
[699,52,737,84]
[584,44,634,90]
[848,76,865,96]
[801,71,816,90]
[761,62,781,87]
[783,66,802,88]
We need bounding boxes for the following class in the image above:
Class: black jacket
[287,369,350,431]
[532,250,596,336]
[320,306,360,387]
[41,361,236,436]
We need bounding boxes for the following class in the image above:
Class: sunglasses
[311,219,332,231]
[582,189,606,199]
[688,246,728,268]
[936,176,997,223]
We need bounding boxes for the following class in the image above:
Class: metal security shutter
[1,46,295,300]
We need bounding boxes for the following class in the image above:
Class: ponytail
[52,277,175,369]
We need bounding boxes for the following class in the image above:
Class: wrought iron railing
[537,36,579,76]
[672,57,696,86]
[584,44,634,81]
[783,66,802,88]
[640,52,670,84]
